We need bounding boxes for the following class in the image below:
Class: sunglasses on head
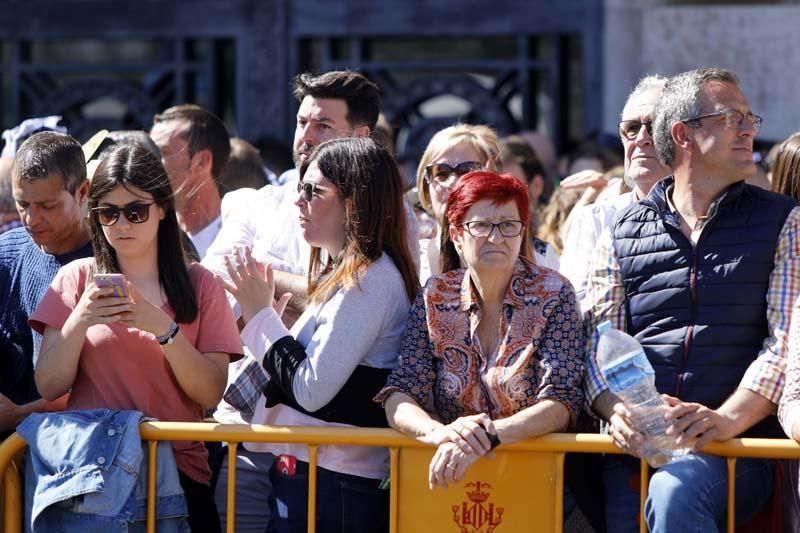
[618,119,653,141]
[92,202,154,226]
[425,161,482,184]
[297,181,324,202]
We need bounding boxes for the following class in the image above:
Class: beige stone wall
[604,2,800,141]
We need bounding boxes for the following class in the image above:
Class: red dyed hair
[440,171,532,272]
[445,171,531,229]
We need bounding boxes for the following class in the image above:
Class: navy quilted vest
[612,177,795,435]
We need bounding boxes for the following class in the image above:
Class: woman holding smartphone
[32,144,243,531]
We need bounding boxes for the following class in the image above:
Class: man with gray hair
[584,68,800,531]
[561,75,670,305]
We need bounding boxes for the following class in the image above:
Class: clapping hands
[216,246,292,323]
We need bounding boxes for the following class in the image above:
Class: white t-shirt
[189,214,222,260]
[559,191,636,308]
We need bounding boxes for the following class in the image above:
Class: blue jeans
[604,453,774,533]
[267,459,389,533]
[603,455,641,533]
[646,454,773,532]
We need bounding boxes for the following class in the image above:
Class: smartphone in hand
[93,273,129,298]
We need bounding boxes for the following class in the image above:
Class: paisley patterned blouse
[376,257,585,424]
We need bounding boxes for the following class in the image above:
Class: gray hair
[652,68,739,167]
[620,75,668,119]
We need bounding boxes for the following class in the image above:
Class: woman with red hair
[377,171,584,488]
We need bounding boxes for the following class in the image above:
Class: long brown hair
[299,137,419,304]
[771,131,800,202]
[89,145,197,323]
[536,186,583,256]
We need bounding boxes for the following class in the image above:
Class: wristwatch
[156,321,180,346]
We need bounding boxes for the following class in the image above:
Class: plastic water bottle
[596,321,691,467]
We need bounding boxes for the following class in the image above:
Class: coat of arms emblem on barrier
[451,481,504,532]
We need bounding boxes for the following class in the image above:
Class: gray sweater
[240,254,412,477]
[241,253,411,412]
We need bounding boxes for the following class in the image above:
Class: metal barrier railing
[1,423,800,533]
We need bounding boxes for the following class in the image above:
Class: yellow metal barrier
[1,423,799,533]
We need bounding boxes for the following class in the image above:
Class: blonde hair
[415,124,501,214]
[536,187,583,255]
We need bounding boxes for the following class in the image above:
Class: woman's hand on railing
[217,246,292,323]
[420,413,497,456]
[428,441,481,490]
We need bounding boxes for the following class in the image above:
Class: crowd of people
[1,66,800,532]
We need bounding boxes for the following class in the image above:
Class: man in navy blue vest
[585,68,800,532]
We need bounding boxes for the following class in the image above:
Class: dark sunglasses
[618,120,653,140]
[92,202,154,226]
[425,161,482,184]
[297,181,324,202]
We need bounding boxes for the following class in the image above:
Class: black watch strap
[157,321,180,345]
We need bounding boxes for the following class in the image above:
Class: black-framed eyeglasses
[618,120,653,140]
[425,161,482,185]
[683,108,763,131]
[462,219,524,238]
[92,203,154,226]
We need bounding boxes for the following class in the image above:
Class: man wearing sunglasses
[0,131,93,437]
[150,104,231,259]
[585,68,800,532]
[561,75,670,306]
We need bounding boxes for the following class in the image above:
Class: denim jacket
[18,409,189,532]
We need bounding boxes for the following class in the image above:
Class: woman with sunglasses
[377,171,584,492]
[32,144,243,531]
[415,124,557,283]
[219,137,418,533]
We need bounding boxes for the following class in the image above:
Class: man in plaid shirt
[584,68,800,532]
